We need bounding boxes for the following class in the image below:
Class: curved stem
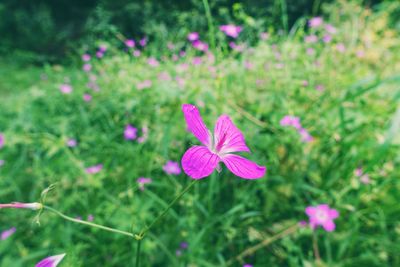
[43,205,135,238]
[139,179,198,237]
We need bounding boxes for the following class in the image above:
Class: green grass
[0,2,400,266]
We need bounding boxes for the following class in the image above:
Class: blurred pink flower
[280,115,302,129]
[0,202,42,210]
[244,61,254,70]
[308,17,323,28]
[99,45,107,52]
[323,34,332,43]
[243,265,253,267]
[66,139,77,147]
[35,253,66,267]
[125,39,135,48]
[179,51,186,57]
[306,48,315,55]
[220,24,242,38]
[124,124,138,140]
[315,84,325,91]
[163,161,181,175]
[137,177,152,191]
[301,80,309,87]
[335,43,346,53]
[192,40,208,52]
[82,54,91,62]
[192,57,202,65]
[1,227,16,240]
[356,50,365,58]
[59,84,72,94]
[85,164,103,174]
[325,24,337,34]
[147,57,160,67]
[305,204,339,232]
[181,104,266,179]
[133,50,141,57]
[137,126,149,143]
[188,32,199,42]
[87,214,94,222]
[260,32,269,40]
[139,37,147,47]
[96,51,104,58]
[158,71,172,81]
[167,42,175,50]
[304,35,318,43]
[298,128,314,143]
[0,133,4,149]
[83,94,92,102]
[229,42,245,52]
[137,80,152,90]
[172,54,179,61]
[83,63,92,72]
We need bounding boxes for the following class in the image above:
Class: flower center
[315,210,328,222]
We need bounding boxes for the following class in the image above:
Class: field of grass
[0,2,400,266]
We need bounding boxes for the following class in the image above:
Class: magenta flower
[35,253,66,267]
[181,104,266,179]
[85,164,103,174]
[139,37,147,47]
[243,265,253,267]
[163,161,181,175]
[82,54,91,62]
[298,128,314,143]
[125,39,135,48]
[96,51,104,58]
[308,17,323,28]
[187,32,199,42]
[315,84,325,91]
[1,227,16,240]
[87,214,94,222]
[124,124,138,140]
[66,139,77,147]
[147,57,160,67]
[322,34,332,43]
[0,133,4,149]
[99,45,107,52]
[137,177,152,191]
[280,115,302,129]
[305,204,339,232]
[83,94,92,102]
[220,24,242,38]
[59,84,72,94]
[0,202,42,210]
[192,40,209,52]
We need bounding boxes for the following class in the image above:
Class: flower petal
[182,104,211,146]
[329,209,339,219]
[305,206,316,216]
[181,146,220,179]
[221,154,266,179]
[214,115,250,154]
[322,221,336,232]
[36,253,66,267]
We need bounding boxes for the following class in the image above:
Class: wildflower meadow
[0,0,399,266]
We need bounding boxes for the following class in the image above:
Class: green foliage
[0,1,399,266]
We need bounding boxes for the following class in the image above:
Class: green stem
[43,205,135,238]
[135,238,142,267]
[202,0,216,51]
[139,180,198,237]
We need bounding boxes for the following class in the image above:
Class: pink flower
[96,51,104,58]
[83,63,92,72]
[315,84,324,91]
[1,227,16,240]
[301,80,309,87]
[87,214,94,221]
[179,51,186,57]
[83,94,92,102]
[124,124,138,140]
[188,32,199,42]
[82,54,91,62]
[220,24,242,38]
[163,161,181,175]
[0,133,4,149]
[85,164,103,174]
[260,32,269,40]
[35,253,66,267]
[325,24,337,34]
[136,80,152,90]
[125,39,135,48]
[322,34,332,43]
[192,40,209,52]
[305,204,339,232]
[356,50,365,58]
[181,104,266,179]
[66,139,77,147]
[59,84,72,94]
[133,50,141,57]
[0,160,4,167]
[192,57,202,65]
[0,202,42,210]
[229,42,245,52]
[139,37,147,47]
[243,265,253,267]
[304,35,318,43]
[335,43,346,53]
[308,17,323,28]
[99,45,107,52]
[280,115,302,129]
[137,177,152,191]
[306,48,315,55]
[147,57,160,67]
[298,128,314,143]
[158,71,171,81]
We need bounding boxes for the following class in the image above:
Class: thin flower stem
[43,205,135,238]
[313,230,321,263]
[202,0,216,51]
[227,223,299,266]
[138,179,198,238]
[135,238,142,267]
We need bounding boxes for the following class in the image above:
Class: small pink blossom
[192,40,209,52]
[179,51,186,57]
[280,115,302,129]
[139,38,147,47]
[99,45,107,52]
[298,128,314,143]
[35,253,66,267]
[244,61,254,70]
[172,54,179,61]
[336,43,346,53]
[181,104,266,179]
[137,177,153,191]
[137,126,149,143]
[356,50,365,58]
[133,50,141,57]
[188,32,199,42]
[85,164,103,174]
[304,35,318,43]
[301,80,309,87]
[83,63,92,72]
[147,57,160,67]
[59,84,72,94]
[96,51,104,58]
[192,57,202,65]
[87,214,94,222]
[308,17,323,28]
[137,80,152,90]
[82,54,91,62]
[66,139,77,147]
[220,24,242,38]
[124,124,138,140]
[322,35,332,43]
[315,84,325,91]
[305,204,339,232]
[325,24,337,34]
[83,94,92,102]
[243,265,253,267]
[0,202,42,210]
[229,42,245,52]
[306,48,315,55]
[0,133,4,149]
[1,227,16,240]
[158,71,171,81]
[163,161,181,175]
[125,39,135,48]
